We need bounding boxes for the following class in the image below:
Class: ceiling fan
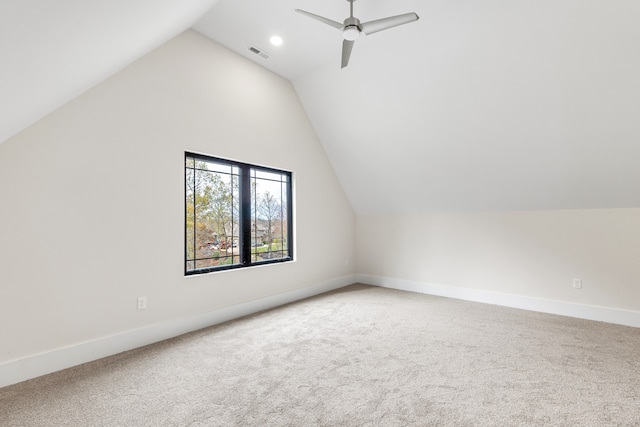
[295,0,419,68]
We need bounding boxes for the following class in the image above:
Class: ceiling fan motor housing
[343,16,361,40]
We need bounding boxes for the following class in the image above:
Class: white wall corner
[0,275,356,389]
[357,274,640,329]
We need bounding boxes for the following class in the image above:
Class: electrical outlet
[137,296,147,310]
[572,279,582,289]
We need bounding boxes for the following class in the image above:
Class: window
[185,152,293,275]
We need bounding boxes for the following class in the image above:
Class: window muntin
[185,153,292,275]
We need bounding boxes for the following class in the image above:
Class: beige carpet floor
[2,284,640,426]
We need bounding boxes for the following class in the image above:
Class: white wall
[357,210,640,319]
[0,31,355,371]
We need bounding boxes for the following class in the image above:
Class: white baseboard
[357,274,640,329]
[0,275,356,389]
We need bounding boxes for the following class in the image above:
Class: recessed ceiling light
[270,36,283,46]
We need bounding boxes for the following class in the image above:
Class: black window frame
[185,152,293,276]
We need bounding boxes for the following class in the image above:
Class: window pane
[186,156,240,272]
[197,161,232,175]
[195,259,214,270]
[251,167,290,262]
[186,165,196,264]
[254,169,285,182]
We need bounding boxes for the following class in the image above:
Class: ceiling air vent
[248,46,270,59]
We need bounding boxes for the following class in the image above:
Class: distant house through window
[185,152,293,275]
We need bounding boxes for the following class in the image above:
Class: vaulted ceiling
[2,0,640,213]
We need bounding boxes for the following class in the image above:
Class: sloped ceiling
[0,0,218,145]
[3,0,640,214]
[293,0,640,213]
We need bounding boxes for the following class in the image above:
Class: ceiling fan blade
[360,12,419,35]
[341,39,355,68]
[295,9,343,30]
